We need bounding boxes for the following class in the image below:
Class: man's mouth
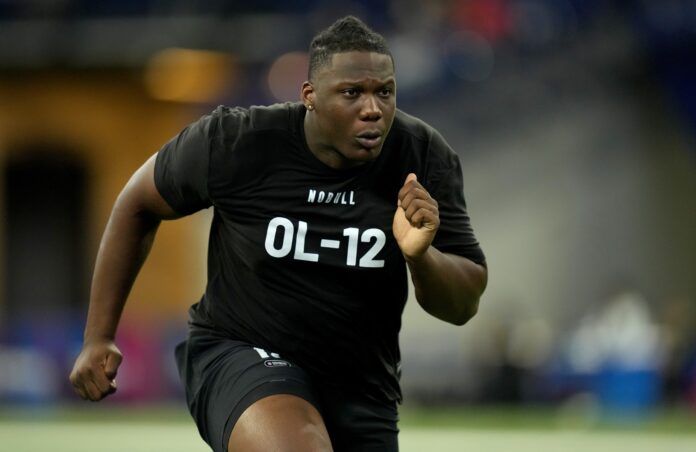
[356,131,383,149]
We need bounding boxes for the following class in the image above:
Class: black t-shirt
[154,102,484,402]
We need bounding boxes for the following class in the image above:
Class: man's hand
[69,339,122,401]
[392,173,440,260]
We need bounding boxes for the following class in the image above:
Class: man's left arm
[393,173,488,325]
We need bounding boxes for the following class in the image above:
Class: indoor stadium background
[0,1,694,451]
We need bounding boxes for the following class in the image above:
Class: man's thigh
[177,334,325,452]
[177,331,398,452]
[229,393,332,452]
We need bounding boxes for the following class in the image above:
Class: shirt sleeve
[427,132,486,266]
[154,112,216,215]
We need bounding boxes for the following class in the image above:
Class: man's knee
[228,394,333,452]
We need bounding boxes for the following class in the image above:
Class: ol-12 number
[264,217,385,268]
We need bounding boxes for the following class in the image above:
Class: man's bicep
[119,153,184,220]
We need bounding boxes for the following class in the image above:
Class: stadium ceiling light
[144,48,237,103]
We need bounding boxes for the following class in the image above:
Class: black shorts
[174,326,399,452]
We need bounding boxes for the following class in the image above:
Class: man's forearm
[83,197,161,343]
[406,247,487,325]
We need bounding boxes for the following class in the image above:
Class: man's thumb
[104,351,122,380]
[405,173,417,184]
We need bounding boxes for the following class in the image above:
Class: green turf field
[1,405,694,452]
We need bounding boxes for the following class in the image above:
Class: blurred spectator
[555,289,664,421]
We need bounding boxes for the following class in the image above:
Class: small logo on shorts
[264,359,291,368]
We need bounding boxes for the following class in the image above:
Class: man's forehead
[317,51,394,83]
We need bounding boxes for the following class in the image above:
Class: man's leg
[228,394,333,452]
[176,333,330,451]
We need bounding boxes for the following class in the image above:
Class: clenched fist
[392,173,439,260]
[69,339,122,401]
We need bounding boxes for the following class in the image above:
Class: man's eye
[343,88,358,97]
[379,88,393,97]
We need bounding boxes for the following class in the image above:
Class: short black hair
[308,16,393,80]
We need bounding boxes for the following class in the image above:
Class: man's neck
[303,113,358,170]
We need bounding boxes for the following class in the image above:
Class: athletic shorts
[174,326,399,452]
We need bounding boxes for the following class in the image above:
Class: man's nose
[359,96,382,121]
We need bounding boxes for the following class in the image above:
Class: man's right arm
[69,153,181,401]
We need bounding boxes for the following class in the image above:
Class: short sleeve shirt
[155,102,485,401]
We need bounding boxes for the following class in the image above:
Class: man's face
[303,51,396,167]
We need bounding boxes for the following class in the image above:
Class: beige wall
[0,71,209,323]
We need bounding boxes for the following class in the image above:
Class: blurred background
[1,0,695,449]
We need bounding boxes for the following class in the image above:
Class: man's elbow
[450,262,487,325]
[449,298,479,326]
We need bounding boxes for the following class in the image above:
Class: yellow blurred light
[267,51,309,102]
[145,48,236,103]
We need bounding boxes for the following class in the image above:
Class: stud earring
[307,104,314,111]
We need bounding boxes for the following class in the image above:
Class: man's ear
[301,81,315,108]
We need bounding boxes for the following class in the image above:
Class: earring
[306,104,314,111]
